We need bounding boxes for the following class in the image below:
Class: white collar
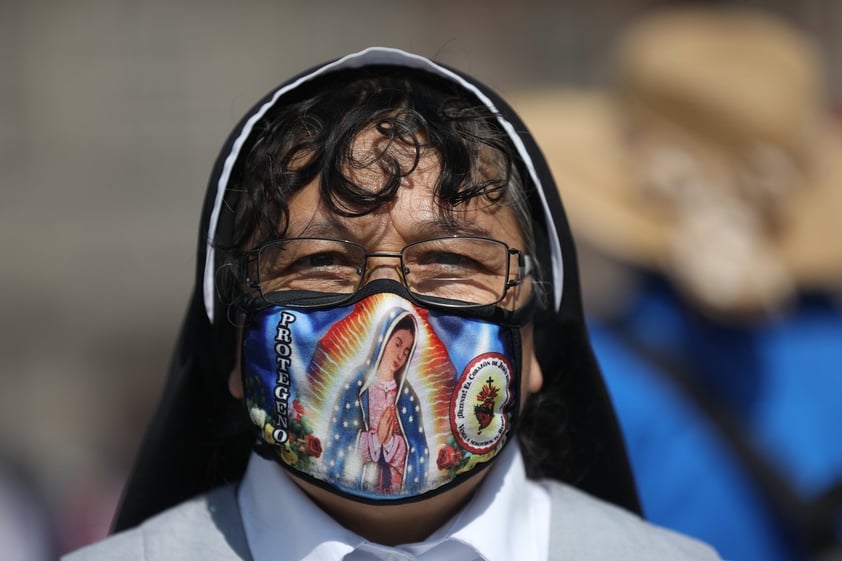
[238,454,361,560]
[419,443,550,561]
[238,444,550,561]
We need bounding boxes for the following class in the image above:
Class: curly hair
[217,66,536,267]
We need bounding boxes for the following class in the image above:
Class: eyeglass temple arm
[505,249,532,288]
[240,253,261,290]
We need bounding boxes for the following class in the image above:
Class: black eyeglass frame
[241,235,533,310]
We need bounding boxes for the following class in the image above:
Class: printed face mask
[240,282,524,503]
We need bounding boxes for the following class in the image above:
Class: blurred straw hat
[512,7,842,318]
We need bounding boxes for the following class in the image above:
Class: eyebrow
[292,218,357,240]
[406,218,493,239]
[293,216,494,242]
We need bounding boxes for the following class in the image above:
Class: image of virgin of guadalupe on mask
[322,307,427,496]
[242,284,522,503]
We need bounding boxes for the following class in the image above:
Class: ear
[527,351,544,394]
[228,367,244,399]
[520,322,543,396]
[229,326,244,399]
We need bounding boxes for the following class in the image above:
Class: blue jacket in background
[589,280,842,561]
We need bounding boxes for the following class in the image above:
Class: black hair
[392,314,417,336]
[216,66,535,287]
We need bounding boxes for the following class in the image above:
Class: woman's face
[230,128,543,404]
[378,327,414,380]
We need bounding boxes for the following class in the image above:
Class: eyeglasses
[245,236,532,308]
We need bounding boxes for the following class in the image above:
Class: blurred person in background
[0,459,59,561]
[62,47,723,560]
[515,6,842,561]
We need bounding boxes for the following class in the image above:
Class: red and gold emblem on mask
[474,378,500,432]
[450,353,513,454]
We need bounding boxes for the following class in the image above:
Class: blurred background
[2,0,841,558]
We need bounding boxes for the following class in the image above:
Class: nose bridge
[362,252,404,284]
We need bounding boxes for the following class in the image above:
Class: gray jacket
[64,481,721,561]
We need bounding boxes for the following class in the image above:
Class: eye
[401,237,511,305]
[261,250,350,279]
[289,251,355,272]
[413,249,493,275]
[423,251,472,267]
[257,239,365,293]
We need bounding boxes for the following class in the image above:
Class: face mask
[240,280,525,503]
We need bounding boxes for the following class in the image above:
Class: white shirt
[238,444,550,561]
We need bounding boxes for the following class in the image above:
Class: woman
[356,311,418,493]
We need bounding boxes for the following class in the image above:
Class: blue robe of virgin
[321,308,429,500]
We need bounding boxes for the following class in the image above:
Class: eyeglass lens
[256,237,515,306]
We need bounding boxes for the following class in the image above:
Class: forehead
[390,328,414,340]
[282,128,526,247]
[283,154,527,250]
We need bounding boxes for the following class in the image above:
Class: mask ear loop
[226,295,253,329]
[214,260,254,328]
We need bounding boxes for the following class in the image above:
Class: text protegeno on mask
[240,283,523,503]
